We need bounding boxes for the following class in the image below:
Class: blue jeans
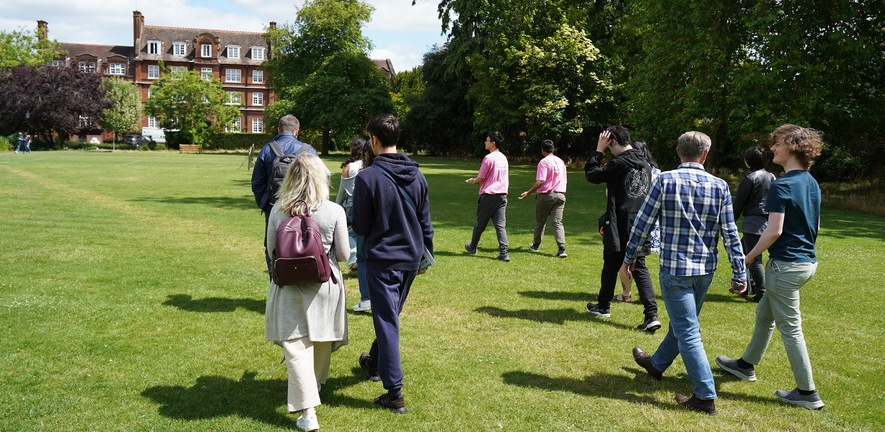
[651,272,717,400]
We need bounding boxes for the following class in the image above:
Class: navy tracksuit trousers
[366,268,418,399]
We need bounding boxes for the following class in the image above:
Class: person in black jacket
[351,113,434,414]
[731,146,776,302]
[584,126,660,332]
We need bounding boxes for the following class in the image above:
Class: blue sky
[0,0,449,71]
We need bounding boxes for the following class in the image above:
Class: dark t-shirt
[765,170,820,262]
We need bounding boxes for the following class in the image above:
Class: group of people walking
[251,113,825,429]
[14,132,32,153]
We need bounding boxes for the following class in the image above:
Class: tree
[264,0,392,154]
[0,29,63,70]
[0,64,109,143]
[145,68,240,146]
[99,78,143,145]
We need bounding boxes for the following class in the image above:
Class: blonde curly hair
[770,124,823,170]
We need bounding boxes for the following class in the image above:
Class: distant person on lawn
[264,153,349,432]
[624,131,747,415]
[716,124,825,410]
[519,139,568,258]
[251,114,318,277]
[464,131,510,261]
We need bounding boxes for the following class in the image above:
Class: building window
[147,86,154,98]
[147,40,161,55]
[252,117,264,133]
[252,92,263,106]
[109,63,126,75]
[225,68,241,83]
[227,45,240,59]
[79,115,92,128]
[230,118,241,133]
[227,92,242,105]
[147,64,160,79]
[50,60,64,68]
[172,42,187,57]
[170,66,187,73]
[251,46,265,60]
[148,116,159,128]
[200,67,213,80]
[79,62,96,73]
[252,70,264,83]
[201,43,212,58]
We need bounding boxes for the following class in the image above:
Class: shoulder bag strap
[269,140,283,157]
[370,164,418,213]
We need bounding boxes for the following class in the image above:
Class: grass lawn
[1,150,882,431]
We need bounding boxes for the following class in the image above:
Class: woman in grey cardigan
[265,153,349,432]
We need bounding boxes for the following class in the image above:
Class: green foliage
[206,132,275,150]
[99,78,143,142]
[811,144,869,183]
[0,29,64,69]
[145,68,240,146]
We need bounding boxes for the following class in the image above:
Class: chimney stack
[133,11,144,47]
[37,20,48,39]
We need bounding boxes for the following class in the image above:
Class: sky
[0,0,449,72]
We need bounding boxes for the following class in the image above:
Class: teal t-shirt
[765,170,821,262]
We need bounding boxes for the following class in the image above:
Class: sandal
[613,294,632,303]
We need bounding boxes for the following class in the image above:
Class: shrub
[811,144,869,182]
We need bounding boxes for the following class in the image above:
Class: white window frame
[227,45,240,59]
[109,63,126,75]
[252,117,264,133]
[201,43,212,58]
[252,69,264,84]
[79,62,96,73]
[251,46,265,60]
[148,116,159,129]
[50,60,64,68]
[227,91,242,105]
[230,118,242,133]
[147,40,161,55]
[170,66,187,73]
[147,64,160,79]
[225,68,242,83]
[252,92,263,106]
[147,86,154,98]
[200,67,213,80]
[172,42,187,57]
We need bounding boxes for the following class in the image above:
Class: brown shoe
[675,394,717,415]
[632,347,662,380]
[374,393,408,414]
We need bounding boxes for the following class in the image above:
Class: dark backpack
[267,141,313,207]
[271,201,337,286]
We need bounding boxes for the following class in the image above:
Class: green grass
[1,150,882,431]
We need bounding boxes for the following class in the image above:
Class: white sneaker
[352,300,371,312]
[296,412,320,431]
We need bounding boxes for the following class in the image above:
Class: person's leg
[652,272,717,400]
[550,193,566,249]
[742,234,765,296]
[346,223,358,268]
[741,261,778,365]
[596,249,624,310]
[313,341,334,386]
[470,195,494,247]
[632,255,658,319]
[533,194,554,247]
[366,268,417,399]
[491,195,509,254]
[282,337,321,413]
[767,260,818,391]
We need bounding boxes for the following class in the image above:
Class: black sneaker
[637,316,662,332]
[586,303,610,317]
[528,244,540,252]
[555,247,568,258]
[359,353,381,381]
[495,253,510,262]
[374,393,408,414]
[464,242,477,255]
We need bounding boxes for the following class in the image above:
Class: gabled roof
[372,59,395,77]
[60,43,134,61]
[138,25,268,65]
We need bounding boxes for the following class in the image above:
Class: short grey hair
[279,115,300,133]
[677,131,711,160]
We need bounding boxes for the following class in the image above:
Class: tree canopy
[100,78,143,143]
[0,29,63,70]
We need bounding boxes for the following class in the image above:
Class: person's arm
[732,175,752,220]
[251,148,269,209]
[351,175,372,237]
[332,205,350,262]
[466,176,486,185]
[519,180,545,200]
[745,212,784,265]
[335,165,350,206]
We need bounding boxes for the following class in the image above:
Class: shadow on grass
[519,290,589,302]
[163,294,265,314]
[128,195,255,210]
[475,306,635,330]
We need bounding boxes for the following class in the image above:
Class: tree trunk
[321,128,331,156]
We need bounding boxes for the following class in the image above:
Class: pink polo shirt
[536,154,567,193]
[477,150,509,195]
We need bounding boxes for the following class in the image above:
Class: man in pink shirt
[465,132,510,261]
[519,139,568,257]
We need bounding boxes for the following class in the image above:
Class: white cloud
[371,44,424,72]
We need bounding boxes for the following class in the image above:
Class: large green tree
[264,0,392,154]
[145,68,240,146]
[99,78,143,145]
[0,29,63,70]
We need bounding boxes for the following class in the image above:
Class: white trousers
[282,337,333,412]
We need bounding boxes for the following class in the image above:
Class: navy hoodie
[352,153,434,271]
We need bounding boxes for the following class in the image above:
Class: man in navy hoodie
[351,113,434,414]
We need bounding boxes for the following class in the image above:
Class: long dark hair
[341,136,369,169]
[632,140,658,169]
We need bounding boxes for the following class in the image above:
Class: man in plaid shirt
[622,131,747,415]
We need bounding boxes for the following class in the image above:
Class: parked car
[122,135,149,149]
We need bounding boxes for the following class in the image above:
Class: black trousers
[598,250,657,318]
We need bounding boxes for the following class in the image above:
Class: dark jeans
[263,211,273,279]
[741,234,765,295]
[470,194,508,253]
[598,250,657,318]
[366,268,417,399]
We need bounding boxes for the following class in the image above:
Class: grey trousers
[470,194,508,253]
[533,192,566,248]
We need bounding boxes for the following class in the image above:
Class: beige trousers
[282,337,333,412]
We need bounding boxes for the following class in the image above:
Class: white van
[141,127,167,143]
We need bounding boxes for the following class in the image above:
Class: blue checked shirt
[624,163,747,280]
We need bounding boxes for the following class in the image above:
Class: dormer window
[251,46,265,60]
[147,40,161,55]
[172,42,187,57]
[109,63,126,75]
[227,45,240,59]
[201,43,212,58]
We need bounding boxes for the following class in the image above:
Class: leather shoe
[675,394,717,415]
[374,393,408,414]
[632,347,662,380]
